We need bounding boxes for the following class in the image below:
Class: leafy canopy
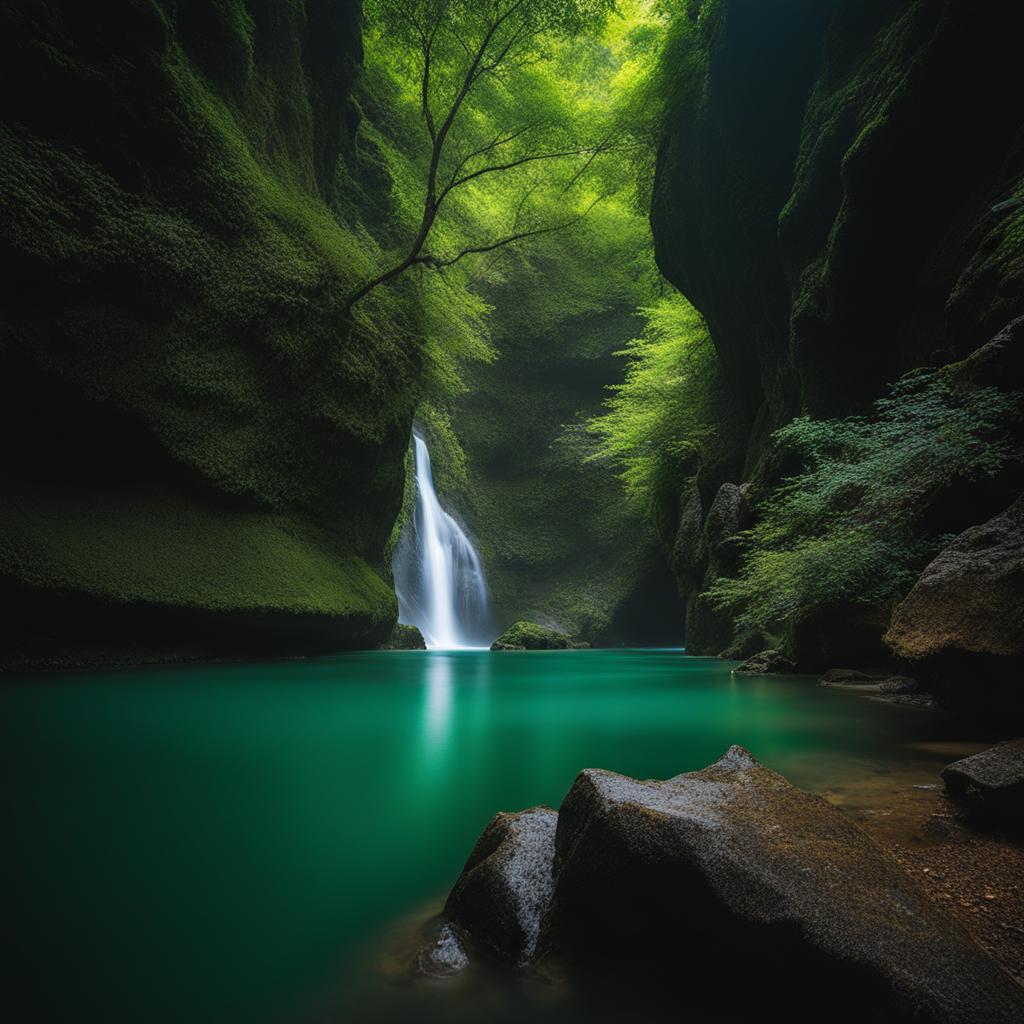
[350,0,624,309]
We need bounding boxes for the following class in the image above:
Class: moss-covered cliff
[0,0,423,667]
[651,0,1024,659]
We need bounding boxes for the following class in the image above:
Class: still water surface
[2,650,979,1023]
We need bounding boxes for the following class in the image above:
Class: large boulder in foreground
[429,749,1024,1021]
[546,749,1023,1022]
[943,740,1024,828]
[886,496,1024,663]
[490,621,585,651]
[443,807,556,967]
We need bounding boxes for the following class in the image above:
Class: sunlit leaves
[588,291,716,509]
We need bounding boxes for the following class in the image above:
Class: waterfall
[392,431,491,649]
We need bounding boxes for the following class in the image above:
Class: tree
[346,0,615,313]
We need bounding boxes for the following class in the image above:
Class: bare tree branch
[345,0,607,316]
[415,193,607,269]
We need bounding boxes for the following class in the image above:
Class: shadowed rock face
[0,0,416,667]
[887,496,1024,662]
[943,740,1024,828]
[433,748,1024,1023]
[443,807,557,967]
[651,0,1024,661]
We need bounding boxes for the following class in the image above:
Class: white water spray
[393,432,491,649]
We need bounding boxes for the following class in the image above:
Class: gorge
[1,0,1023,1021]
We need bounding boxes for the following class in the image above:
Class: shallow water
[1,650,989,1024]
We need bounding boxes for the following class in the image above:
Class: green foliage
[490,620,580,649]
[589,291,717,510]
[423,3,686,640]
[0,489,396,624]
[706,370,1022,635]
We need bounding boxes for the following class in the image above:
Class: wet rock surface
[549,748,1023,1022]
[733,648,796,675]
[379,624,427,650]
[442,807,557,967]
[943,740,1024,827]
[415,923,470,978]
[432,748,1024,1022]
[887,496,1024,662]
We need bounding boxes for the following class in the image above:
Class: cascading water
[392,431,491,648]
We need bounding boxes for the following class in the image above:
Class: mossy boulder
[733,649,796,676]
[379,623,426,650]
[489,621,585,651]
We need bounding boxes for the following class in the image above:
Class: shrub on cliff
[589,292,717,510]
[706,369,1021,637]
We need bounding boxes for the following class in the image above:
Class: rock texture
[887,497,1024,662]
[434,748,1024,1022]
[943,740,1024,827]
[415,923,470,978]
[733,649,795,675]
[379,624,427,650]
[443,807,557,967]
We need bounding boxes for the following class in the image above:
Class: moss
[490,621,586,651]
[0,487,394,619]
[379,623,426,650]
[0,0,420,664]
[449,323,682,644]
[649,0,1024,656]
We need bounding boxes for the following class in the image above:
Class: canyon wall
[0,0,421,667]
[651,0,1024,666]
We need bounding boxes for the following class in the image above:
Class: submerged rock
[549,747,1024,1023]
[820,668,888,685]
[415,923,470,978]
[820,669,919,693]
[489,622,586,651]
[733,648,795,675]
[443,807,557,967]
[942,740,1024,827]
[886,496,1024,663]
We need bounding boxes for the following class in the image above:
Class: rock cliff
[651,0,1024,660]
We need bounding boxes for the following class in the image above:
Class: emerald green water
[2,650,974,1024]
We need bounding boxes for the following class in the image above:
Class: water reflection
[423,653,454,755]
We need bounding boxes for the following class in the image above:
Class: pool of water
[1,649,986,1024]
